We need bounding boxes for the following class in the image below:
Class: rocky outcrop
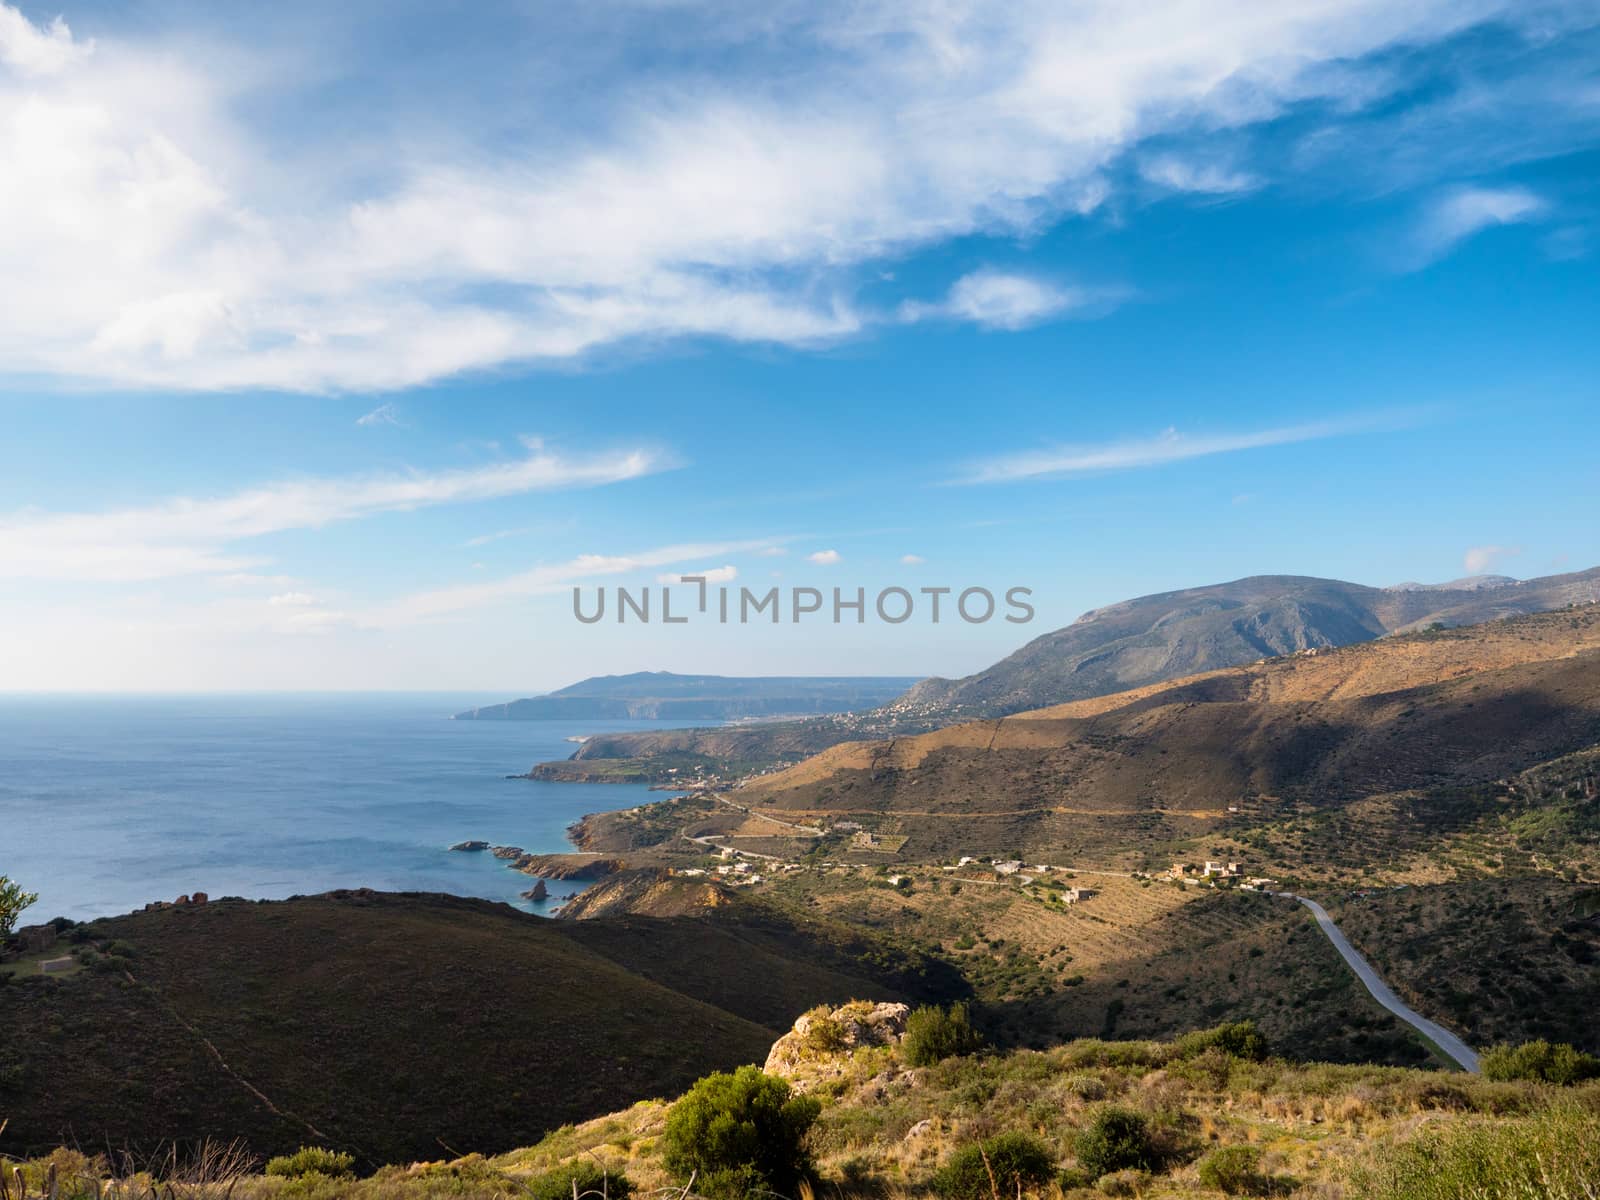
[449,840,490,852]
[763,1000,911,1083]
[513,853,625,880]
[557,870,727,919]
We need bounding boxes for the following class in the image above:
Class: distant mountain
[453,671,922,721]
[531,567,1600,779]
[897,567,1600,720]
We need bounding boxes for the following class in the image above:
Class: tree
[902,1002,984,1066]
[0,876,39,939]
[662,1066,820,1199]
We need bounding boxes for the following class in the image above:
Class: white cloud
[464,527,529,547]
[900,553,925,565]
[356,403,401,426]
[267,591,317,606]
[0,6,91,76]
[215,572,300,589]
[0,0,1577,391]
[964,414,1404,483]
[658,564,738,584]
[1463,545,1520,575]
[903,270,1094,331]
[808,549,841,565]
[388,539,785,621]
[0,443,668,581]
[1409,185,1546,267]
[755,546,788,557]
[1139,155,1258,195]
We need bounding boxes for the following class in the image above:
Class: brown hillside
[739,607,1600,858]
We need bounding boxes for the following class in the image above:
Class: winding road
[1279,893,1481,1072]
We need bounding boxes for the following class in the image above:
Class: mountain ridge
[454,672,921,721]
[531,567,1600,780]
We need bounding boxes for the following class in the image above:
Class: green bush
[1196,1145,1265,1195]
[1480,1040,1600,1085]
[931,1132,1055,1200]
[903,1003,984,1067]
[264,1147,355,1179]
[1172,1021,1268,1062]
[526,1161,633,1200]
[1075,1107,1156,1179]
[801,1006,849,1054]
[661,1065,821,1200]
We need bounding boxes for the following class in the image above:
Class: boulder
[763,1000,911,1081]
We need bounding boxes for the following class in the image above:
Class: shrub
[1173,1021,1269,1063]
[801,1006,848,1055]
[662,1065,820,1200]
[526,1162,633,1200]
[264,1147,355,1179]
[931,1131,1055,1200]
[1480,1040,1600,1086]
[1064,1073,1107,1101]
[1350,1108,1600,1200]
[1075,1107,1156,1179]
[1196,1146,1266,1195]
[1095,1169,1150,1197]
[903,1003,984,1067]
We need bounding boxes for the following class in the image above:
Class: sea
[0,694,663,923]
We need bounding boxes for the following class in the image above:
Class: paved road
[1279,893,1480,1072]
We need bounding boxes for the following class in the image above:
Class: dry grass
[15,1032,1593,1200]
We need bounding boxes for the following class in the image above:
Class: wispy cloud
[1139,155,1258,195]
[0,443,670,581]
[0,1,1585,391]
[388,539,783,621]
[962,415,1406,484]
[900,553,925,565]
[464,527,530,548]
[1463,544,1521,575]
[658,564,738,584]
[1407,185,1547,268]
[808,549,841,565]
[356,402,401,426]
[902,270,1105,331]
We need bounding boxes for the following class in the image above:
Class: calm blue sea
[0,695,660,923]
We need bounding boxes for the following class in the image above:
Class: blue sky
[0,1,1597,691]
